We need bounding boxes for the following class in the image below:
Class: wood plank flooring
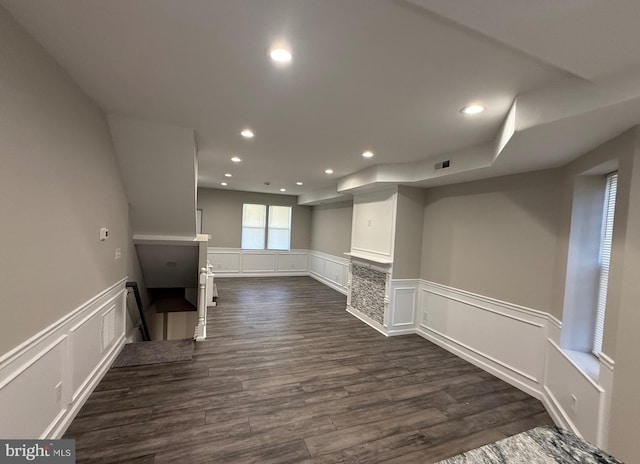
[64,277,553,463]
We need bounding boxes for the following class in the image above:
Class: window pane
[268,228,291,250]
[242,204,266,228]
[267,205,291,250]
[269,206,291,228]
[242,204,266,249]
[241,227,265,249]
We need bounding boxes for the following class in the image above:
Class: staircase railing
[194,267,208,341]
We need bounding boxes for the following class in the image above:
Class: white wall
[310,201,353,257]
[367,277,610,448]
[351,187,397,262]
[0,6,131,356]
[207,248,348,295]
[108,115,198,238]
[0,281,127,439]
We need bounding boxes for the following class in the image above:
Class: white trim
[599,352,615,371]
[346,306,389,337]
[425,280,550,320]
[598,352,615,450]
[205,248,350,294]
[338,278,614,448]
[214,271,309,278]
[0,278,127,368]
[207,248,310,276]
[0,280,127,439]
[346,249,394,263]
[414,325,541,398]
[350,186,397,263]
[388,280,419,330]
[309,273,348,295]
[133,234,204,245]
[548,339,604,392]
[542,385,582,436]
[548,315,562,329]
[424,287,544,328]
[47,332,124,438]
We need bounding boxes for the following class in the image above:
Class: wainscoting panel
[402,280,613,451]
[0,336,66,439]
[308,251,348,295]
[241,252,277,273]
[0,279,127,439]
[207,251,241,273]
[544,340,603,445]
[417,282,546,395]
[207,248,309,277]
[276,253,308,272]
[387,280,419,335]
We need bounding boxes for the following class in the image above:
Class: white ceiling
[3,0,640,200]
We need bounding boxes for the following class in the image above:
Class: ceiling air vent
[434,160,451,170]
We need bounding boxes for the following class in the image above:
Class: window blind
[241,204,292,250]
[592,172,617,356]
[241,204,266,249]
[267,205,292,250]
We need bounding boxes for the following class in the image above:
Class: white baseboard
[346,306,388,337]
[207,248,310,276]
[414,326,541,399]
[542,385,581,437]
[309,272,348,295]
[361,279,613,448]
[206,248,350,294]
[213,271,309,278]
[0,279,127,439]
[48,333,125,438]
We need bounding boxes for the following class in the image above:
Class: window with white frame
[241,204,292,250]
[592,172,617,356]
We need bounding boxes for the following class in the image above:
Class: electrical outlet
[422,312,428,322]
[55,382,62,403]
[115,248,121,260]
[570,394,578,414]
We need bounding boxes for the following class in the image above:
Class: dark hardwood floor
[64,277,553,463]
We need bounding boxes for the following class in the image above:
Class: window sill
[563,349,600,383]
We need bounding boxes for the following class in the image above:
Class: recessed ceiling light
[324,169,334,174]
[296,182,303,186]
[362,151,374,158]
[231,156,242,163]
[224,173,232,177]
[280,188,286,192]
[460,104,485,115]
[221,182,228,186]
[240,129,254,138]
[269,46,292,64]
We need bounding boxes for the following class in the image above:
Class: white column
[194,267,207,341]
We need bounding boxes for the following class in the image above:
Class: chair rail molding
[410,279,612,449]
[0,278,128,439]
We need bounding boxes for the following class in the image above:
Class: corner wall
[0,5,136,438]
[412,129,640,458]
[420,169,563,314]
[310,201,353,256]
[197,188,312,249]
[0,5,130,355]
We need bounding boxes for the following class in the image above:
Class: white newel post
[195,267,207,341]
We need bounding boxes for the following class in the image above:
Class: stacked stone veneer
[350,263,386,325]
